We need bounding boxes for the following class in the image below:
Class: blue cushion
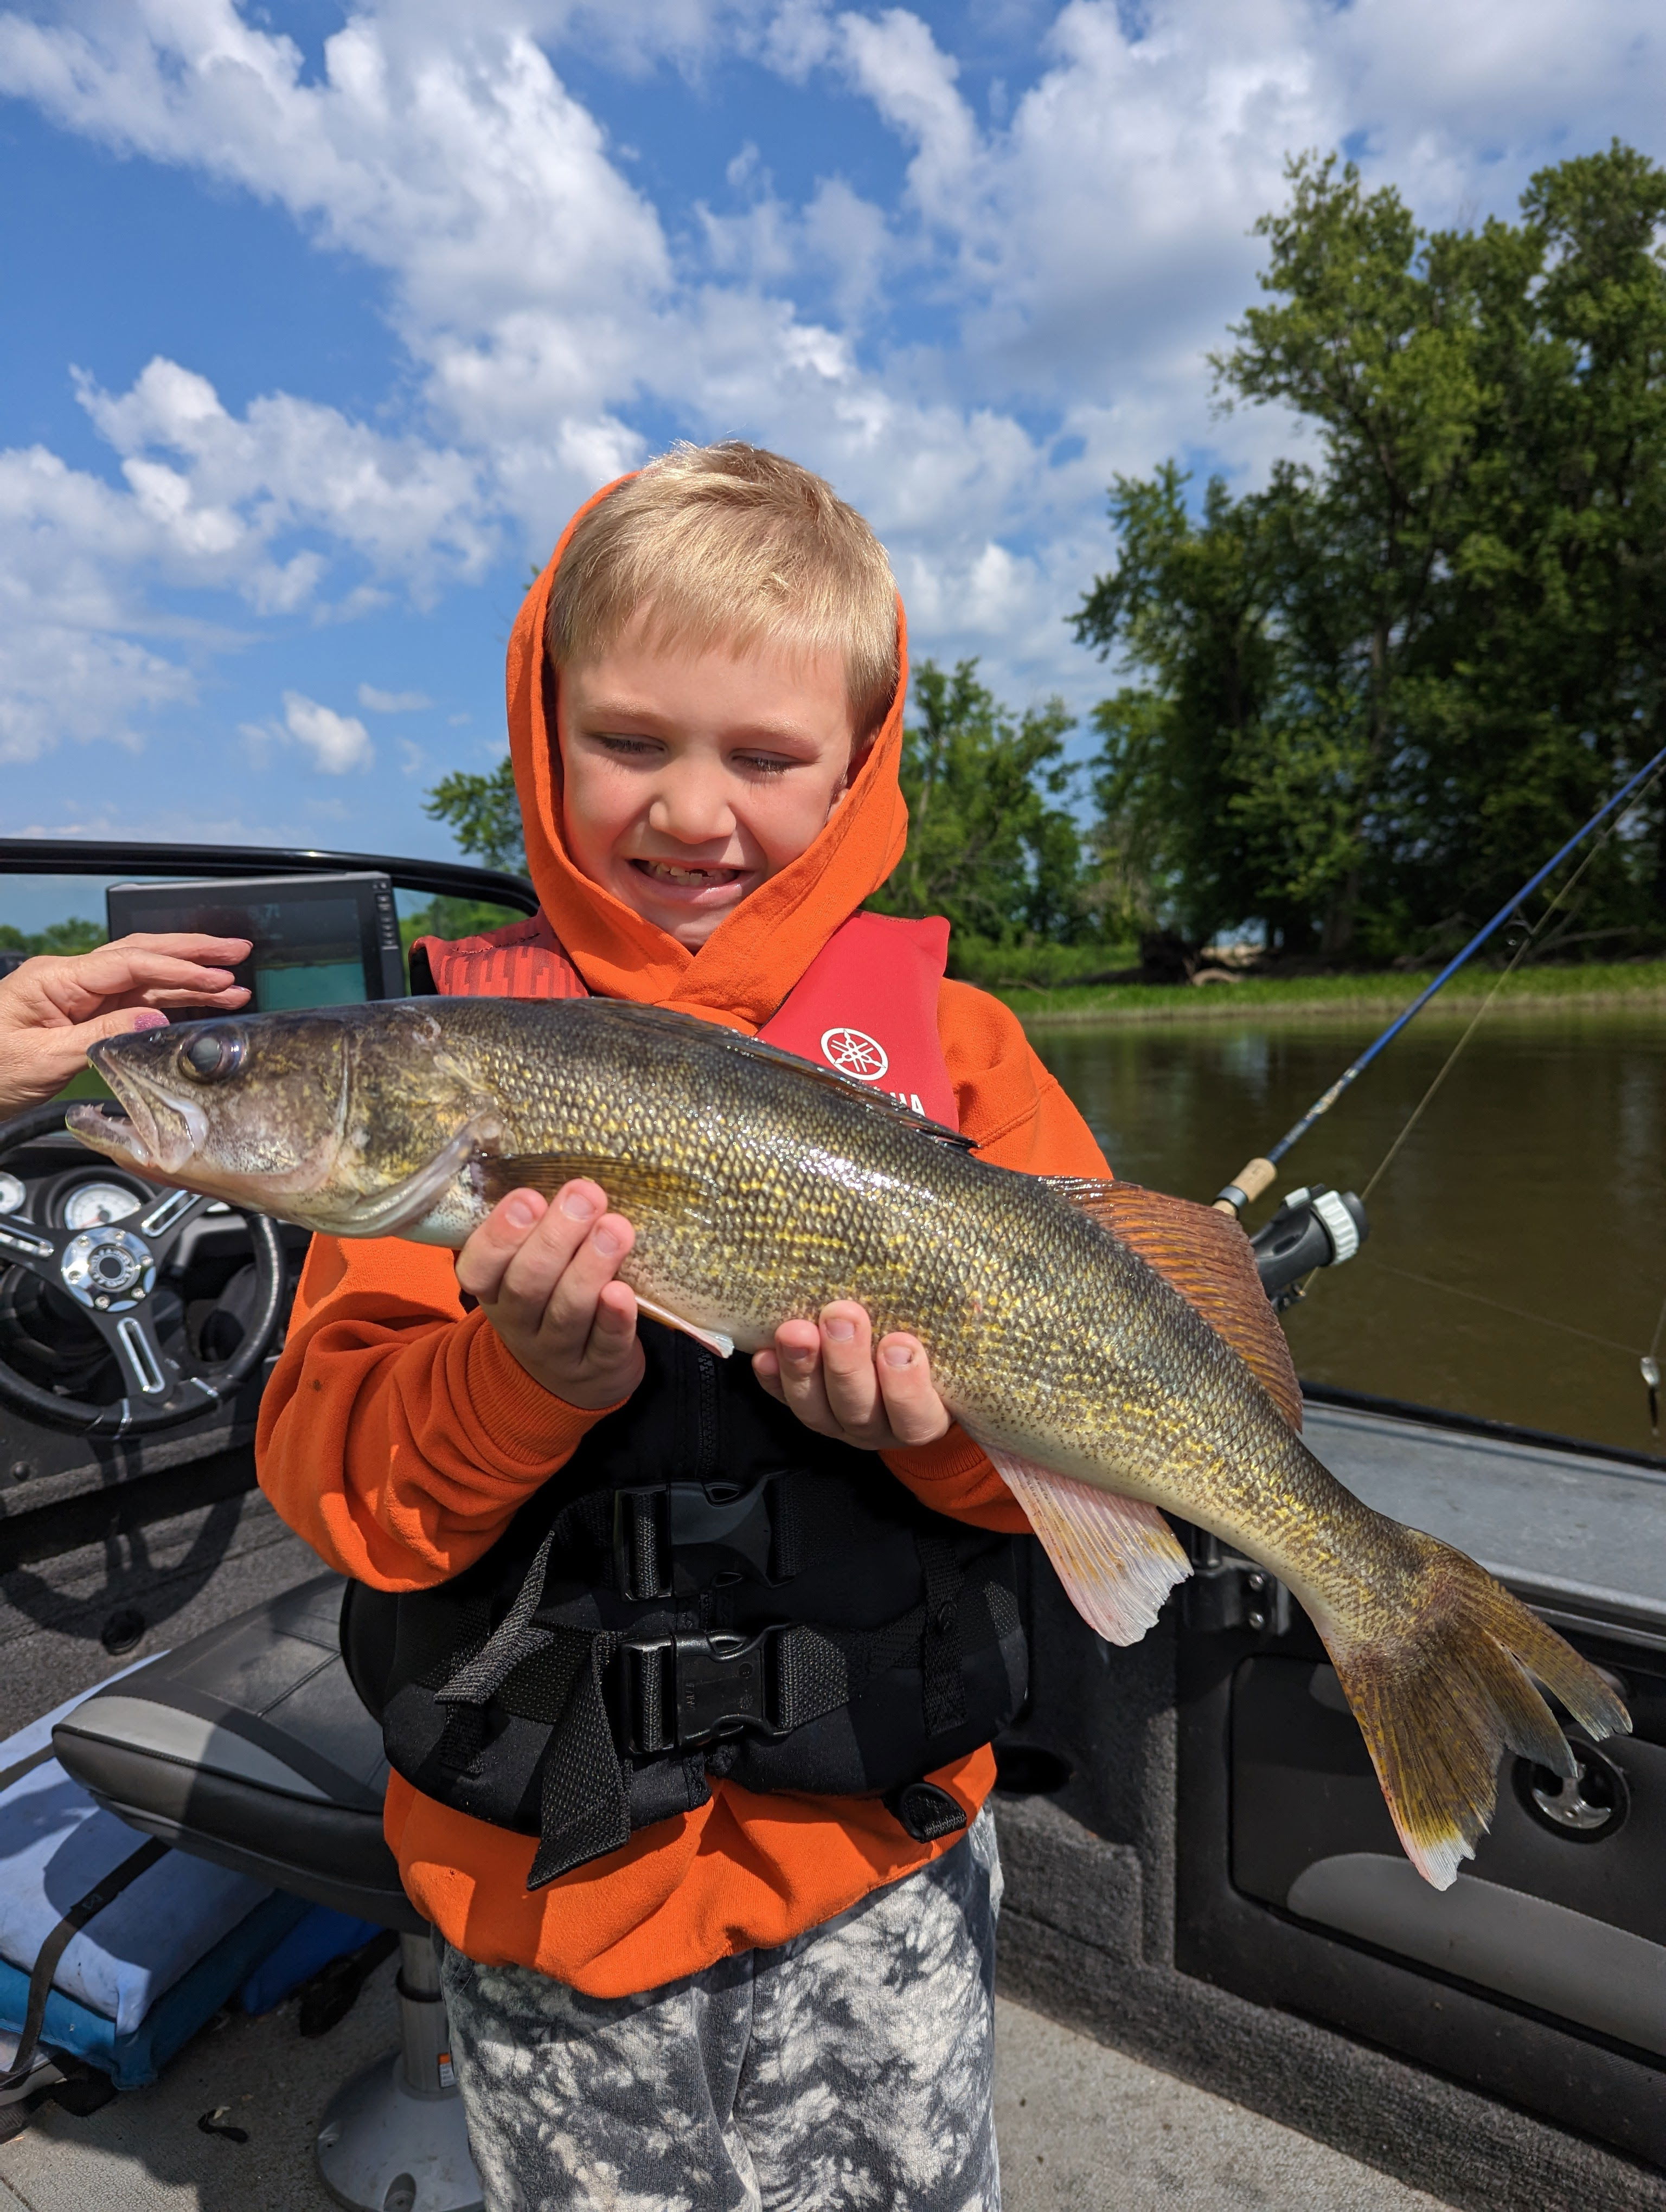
[0,1889,309,2089]
[0,1664,311,2086]
[237,1902,384,2016]
[0,1666,279,2034]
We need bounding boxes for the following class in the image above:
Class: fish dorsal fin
[981,1445,1189,1646]
[1044,1177,1302,1431]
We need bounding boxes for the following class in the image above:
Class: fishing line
[1372,1263,1646,1360]
[1642,1293,1666,1436]
[1356,769,1656,1207]
[1212,740,1666,1216]
[1257,750,1666,1347]
[1358,923,1538,1208]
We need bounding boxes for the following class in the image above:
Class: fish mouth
[69,1046,207,1176]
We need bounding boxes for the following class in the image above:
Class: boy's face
[556,616,860,949]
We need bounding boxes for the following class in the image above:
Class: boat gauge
[0,1173,25,1218]
[61,1181,144,1232]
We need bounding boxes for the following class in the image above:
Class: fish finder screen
[104,872,406,1011]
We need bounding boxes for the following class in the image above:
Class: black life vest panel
[358,909,1026,1890]
[369,1320,1026,1887]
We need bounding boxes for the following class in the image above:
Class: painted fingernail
[592,1225,622,1258]
[130,1010,168,1031]
[881,1342,913,1368]
[505,1195,539,1229]
[823,1315,855,1343]
[560,1187,600,1222]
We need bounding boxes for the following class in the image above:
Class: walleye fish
[68,996,1628,1887]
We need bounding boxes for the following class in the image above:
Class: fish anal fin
[476,1154,700,1219]
[633,1296,735,1362]
[1045,1178,1303,1431]
[982,1445,1189,1647]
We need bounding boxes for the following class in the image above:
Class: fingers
[22,945,252,1022]
[757,1315,842,1433]
[752,1302,950,1449]
[870,1333,951,1446]
[458,1180,624,1316]
[77,1007,171,1047]
[817,1303,883,1435]
[457,1179,641,1409]
[105,933,252,962]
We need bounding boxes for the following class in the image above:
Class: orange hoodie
[257,483,1112,1996]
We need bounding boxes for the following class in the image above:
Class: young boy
[258,443,1114,2211]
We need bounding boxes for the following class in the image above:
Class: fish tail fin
[1327,1530,1630,1890]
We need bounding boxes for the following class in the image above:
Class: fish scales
[68,994,1630,1889]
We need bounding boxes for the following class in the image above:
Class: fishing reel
[1251,1185,1369,1310]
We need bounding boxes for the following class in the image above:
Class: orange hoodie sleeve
[257,1234,616,1591]
[879,978,1112,1534]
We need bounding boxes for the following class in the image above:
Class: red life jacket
[412,909,959,1129]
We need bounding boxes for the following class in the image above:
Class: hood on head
[505,474,912,1031]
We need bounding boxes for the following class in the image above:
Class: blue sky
[3,0,1665,919]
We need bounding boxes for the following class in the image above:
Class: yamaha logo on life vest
[819,1027,926,1117]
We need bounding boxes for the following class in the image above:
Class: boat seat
[51,1573,483,2210]
[52,1573,423,1935]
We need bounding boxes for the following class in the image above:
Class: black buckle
[616,1629,784,1755]
[612,1476,789,1602]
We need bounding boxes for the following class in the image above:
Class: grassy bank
[998,957,1666,1028]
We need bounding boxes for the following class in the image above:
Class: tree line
[429,142,1666,973]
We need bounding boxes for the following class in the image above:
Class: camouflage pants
[438,1804,1002,2212]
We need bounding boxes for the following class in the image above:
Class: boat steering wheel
[0,1101,286,1436]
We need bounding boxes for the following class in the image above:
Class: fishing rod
[1216,737,1666,1228]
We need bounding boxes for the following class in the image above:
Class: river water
[1033,1008,1666,1458]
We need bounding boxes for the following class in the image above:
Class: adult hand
[753,1301,951,1451]
[457,1179,644,1411]
[0,933,252,1117]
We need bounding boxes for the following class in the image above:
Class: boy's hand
[456,1180,644,1412]
[753,1301,951,1451]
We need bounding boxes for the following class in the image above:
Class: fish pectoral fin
[347,1116,502,1239]
[982,1446,1190,1647]
[632,1296,736,1362]
[1042,1178,1303,1431]
[476,1154,702,1218]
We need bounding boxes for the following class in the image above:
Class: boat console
[0,837,1661,2212]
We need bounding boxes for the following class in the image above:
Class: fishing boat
[0,834,1658,2212]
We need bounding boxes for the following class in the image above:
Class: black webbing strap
[528,1631,624,1889]
[771,1626,850,1729]
[916,1534,967,1734]
[0,1745,56,1799]
[436,1525,559,1708]
[431,1528,635,1893]
[0,1836,168,2090]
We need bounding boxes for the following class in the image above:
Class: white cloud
[0,349,492,766]
[359,684,433,712]
[281,692,374,774]
[0,441,201,764]
[0,0,1663,752]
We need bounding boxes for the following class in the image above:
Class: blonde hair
[547,442,899,741]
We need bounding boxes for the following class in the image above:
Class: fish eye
[179,1027,245,1083]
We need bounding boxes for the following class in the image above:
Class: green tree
[1077,143,1666,961]
[424,755,526,874]
[872,660,1088,944]
[0,917,106,957]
